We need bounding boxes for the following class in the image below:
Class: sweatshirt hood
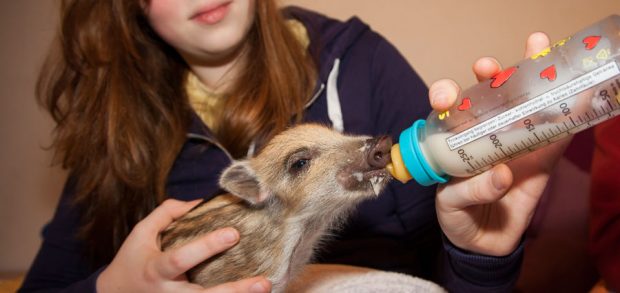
[283,6,371,85]
[188,7,371,141]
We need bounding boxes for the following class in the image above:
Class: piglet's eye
[291,158,310,171]
[286,148,313,175]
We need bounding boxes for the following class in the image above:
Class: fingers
[137,199,203,237]
[155,227,240,280]
[429,32,551,113]
[428,79,460,111]
[523,31,550,58]
[472,32,551,84]
[428,62,501,112]
[472,57,502,82]
[437,164,513,211]
[427,67,502,111]
[204,276,272,293]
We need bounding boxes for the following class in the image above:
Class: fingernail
[491,169,507,191]
[431,90,447,106]
[250,281,269,293]
[219,229,238,244]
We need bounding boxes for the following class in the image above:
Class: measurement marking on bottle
[569,116,576,126]
[601,105,609,113]
[446,61,620,150]
[466,104,620,174]
[545,128,552,137]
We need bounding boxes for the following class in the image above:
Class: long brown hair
[39,0,316,267]
[217,1,317,157]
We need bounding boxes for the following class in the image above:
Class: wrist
[441,234,524,287]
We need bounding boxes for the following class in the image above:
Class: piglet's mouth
[362,134,392,196]
[364,169,390,196]
[336,135,393,195]
[363,168,389,180]
[339,167,390,196]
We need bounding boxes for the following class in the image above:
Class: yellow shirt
[186,19,309,131]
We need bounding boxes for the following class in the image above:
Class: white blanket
[286,264,446,293]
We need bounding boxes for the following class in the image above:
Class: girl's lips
[192,2,232,25]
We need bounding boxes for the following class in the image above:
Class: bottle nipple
[386,143,413,183]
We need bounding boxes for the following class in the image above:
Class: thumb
[437,164,513,211]
[524,32,550,59]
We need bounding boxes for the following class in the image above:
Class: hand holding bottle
[429,32,572,256]
[390,15,619,186]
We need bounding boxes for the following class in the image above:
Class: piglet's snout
[365,136,392,168]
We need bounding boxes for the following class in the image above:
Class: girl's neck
[184,42,249,94]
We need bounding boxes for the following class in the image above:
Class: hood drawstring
[326,58,344,132]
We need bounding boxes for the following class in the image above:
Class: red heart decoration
[490,66,517,88]
[457,97,472,111]
[583,35,601,50]
[540,65,557,81]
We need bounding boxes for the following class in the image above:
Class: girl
[20,0,567,292]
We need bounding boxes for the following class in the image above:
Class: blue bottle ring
[399,119,450,186]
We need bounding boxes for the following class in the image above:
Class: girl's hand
[96,199,272,293]
[429,32,572,256]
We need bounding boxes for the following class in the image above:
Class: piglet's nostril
[366,136,392,168]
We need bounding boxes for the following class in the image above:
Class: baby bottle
[387,14,620,185]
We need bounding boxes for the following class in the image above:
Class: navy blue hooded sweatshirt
[19,6,523,293]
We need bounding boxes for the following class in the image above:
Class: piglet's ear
[219,161,272,205]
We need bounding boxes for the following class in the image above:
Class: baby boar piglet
[161,124,393,292]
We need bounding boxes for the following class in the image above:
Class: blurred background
[1,0,619,290]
